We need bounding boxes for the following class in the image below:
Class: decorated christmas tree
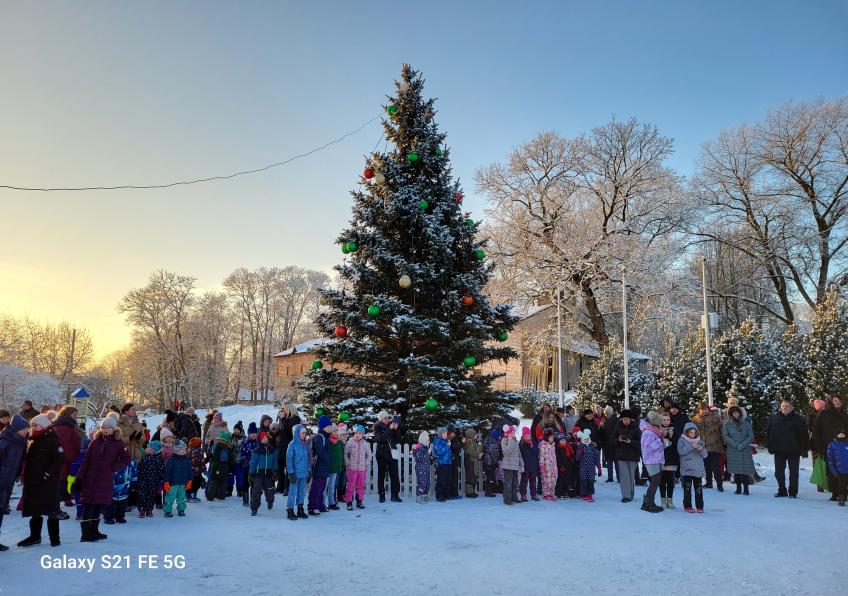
[298,65,518,432]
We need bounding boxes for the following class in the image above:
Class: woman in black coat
[812,394,848,501]
[276,403,301,494]
[19,415,64,547]
[0,415,29,551]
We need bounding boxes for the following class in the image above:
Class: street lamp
[701,257,717,407]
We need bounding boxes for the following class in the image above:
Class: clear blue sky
[1,0,846,356]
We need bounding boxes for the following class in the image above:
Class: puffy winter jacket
[311,430,332,477]
[0,427,26,509]
[329,440,344,474]
[677,423,708,477]
[77,430,132,505]
[827,438,848,475]
[576,443,600,480]
[164,454,193,485]
[640,422,665,465]
[481,434,502,467]
[519,440,540,472]
[239,438,258,466]
[500,437,523,472]
[249,443,278,474]
[286,424,311,479]
[344,438,371,472]
[433,437,452,465]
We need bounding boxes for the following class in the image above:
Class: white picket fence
[359,441,483,497]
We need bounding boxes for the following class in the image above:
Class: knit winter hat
[581,434,592,445]
[99,415,118,430]
[521,426,531,436]
[174,440,187,451]
[543,427,555,437]
[418,431,430,446]
[647,411,662,427]
[148,440,163,453]
[259,431,269,442]
[619,409,633,419]
[248,422,258,434]
[188,437,201,449]
[354,424,365,434]
[502,424,515,436]
[0,409,10,419]
[159,427,174,440]
[813,399,826,411]
[604,405,614,416]
[437,426,448,436]
[555,433,566,442]
[9,415,29,433]
[464,428,476,439]
[218,431,233,443]
[336,423,349,435]
[30,414,53,429]
[377,410,391,422]
[317,415,332,430]
[213,411,223,421]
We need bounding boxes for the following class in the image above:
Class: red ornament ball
[454,192,463,203]
[462,295,474,307]
[363,167,374,180]
[335,325,348,338]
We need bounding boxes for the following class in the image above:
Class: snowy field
[0,450,844,596]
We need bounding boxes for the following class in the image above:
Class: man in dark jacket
[164,409,199,442]
[448,426,463,499]
[373,412,402,503]
[18,401,39,421]
[765,400,809,498]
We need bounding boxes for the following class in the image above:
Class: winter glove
[185,480,192,490]
[248,474,255,485]
[67,475,76,494]
[164,482,171,493]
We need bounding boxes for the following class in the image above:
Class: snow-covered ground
[0,450,842,596]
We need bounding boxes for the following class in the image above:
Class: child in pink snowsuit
[344,425,371,510]
[539,428,557,500]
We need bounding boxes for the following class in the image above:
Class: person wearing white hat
[18,413,63,547]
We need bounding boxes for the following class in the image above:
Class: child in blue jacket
[827,429,848,506]
[163,441,192,517]
[239,423,259,507]
[433,427,453,502]
[413,431,431,503]
[249,431,278,516]
[286,424,311,520]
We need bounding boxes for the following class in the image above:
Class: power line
[0,114,381,192]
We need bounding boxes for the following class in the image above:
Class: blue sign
[71,387,91,399]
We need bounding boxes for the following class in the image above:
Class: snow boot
[378,494,386,503]
[297,505,308,519]
[356,499,365,509]
[735,479,742,494]
[164,511,173,518]
[47,519,60,547]
[251,510,257,516]
[0,543,8,551]
[641,496,663,513]
[92,521,107,541]
[18,517,42,547]
[347,502,353,511]
[390,495,403,503]
[684,507,696,513]
[743,483,750,496]
[287,508,297,520]
[267,501,273,510]
[666,498,675,509]
[328,504,340,511]
[177,511,185,517]
[242,493,249,507]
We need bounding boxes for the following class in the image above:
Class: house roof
[274,338,334,358]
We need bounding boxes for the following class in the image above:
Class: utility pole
[701,257,715,407]
[556,282,563,408]
[622,268,630,410]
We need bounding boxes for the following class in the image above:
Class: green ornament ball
[341,245,350,255]
[473,249,486,261]
[465,218,475,228]
[407,152,419,163]
[367,304,381,317]
[424,398,439,411]
[497,331,509,342]
[346,241,358,253]
[387,104,398,115]
[338,411,350,422]
[418,199,429,211]
[435,148,444,157]
[311,360,323,370]
[463,355,477,368]
[315,406,325,417]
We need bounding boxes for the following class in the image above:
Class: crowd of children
[1,395,848,551]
